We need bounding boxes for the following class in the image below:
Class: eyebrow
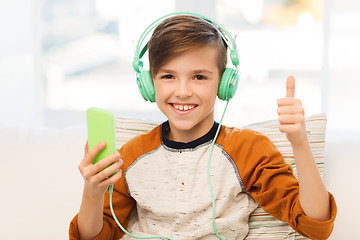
[157,68,215,75]
[193,69,215,74]
[157,69,175,74]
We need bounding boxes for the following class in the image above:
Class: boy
[69,14,336,240]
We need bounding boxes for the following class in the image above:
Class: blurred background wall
[1,0,359,134]
[0,0,359,239]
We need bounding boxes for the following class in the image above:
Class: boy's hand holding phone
[78,141,123,196]
[79,107,123,197]
[76,108,123,239]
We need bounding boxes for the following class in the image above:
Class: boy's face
[153,46,220,142]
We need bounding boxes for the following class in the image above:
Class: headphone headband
[133,12,240,103]
[132,12,239,73]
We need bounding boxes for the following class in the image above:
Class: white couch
[0,125,86,240]
[0,119,359,239]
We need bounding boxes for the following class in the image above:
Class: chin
[169,119,196,131]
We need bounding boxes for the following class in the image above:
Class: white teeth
[173,104,195,111]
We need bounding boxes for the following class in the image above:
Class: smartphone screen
[86,107,116,167]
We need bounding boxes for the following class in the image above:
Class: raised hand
[277,76,307,145]
[78,141,123,196]
[76,141,123,239]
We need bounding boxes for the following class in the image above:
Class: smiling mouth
[171,103,197,111]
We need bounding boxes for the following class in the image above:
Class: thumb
[286,75,295,98]
[85,140,88,154]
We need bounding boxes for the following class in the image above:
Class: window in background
[42,0,325,126]
[42,0,175,118]
[326,0,360,133]
[215,0,325,126]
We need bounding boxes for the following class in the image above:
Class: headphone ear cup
[218,68,239,101]
[137,70,156,102]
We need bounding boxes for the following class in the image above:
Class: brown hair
[148,15,228,79]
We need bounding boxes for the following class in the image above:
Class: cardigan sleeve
[221,127,337,240]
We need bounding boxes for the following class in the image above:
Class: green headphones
[132,12,240,103]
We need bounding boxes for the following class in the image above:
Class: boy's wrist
[289,134,310,151]
[287,130,307,146]
[83,184,106,201]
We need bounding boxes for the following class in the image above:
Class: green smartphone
[86,107,116,175]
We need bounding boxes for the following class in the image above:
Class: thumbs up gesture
[277,76,307,145]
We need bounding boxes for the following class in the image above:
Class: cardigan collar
[161,121,219,150]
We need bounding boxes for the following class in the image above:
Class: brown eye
[161,75,173,79]
[194,75,206,80]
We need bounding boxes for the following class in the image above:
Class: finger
[277,97,302,107]
[84,140,88,154]
[97,162,122,181]
[277,105,304,115]
[286,75,295,98]
[83,141,106,165]
[93,152,122,172]
[278,114,304,124]
[91,158,123,184]
[98,170,123,189]
[86,152,122,177]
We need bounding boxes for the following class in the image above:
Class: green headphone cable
[109,184,174,240]
[207,100,229,240]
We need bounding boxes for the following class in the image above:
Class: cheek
[154,81,169,102]
[211,82,220,98]
[199,85,218,103]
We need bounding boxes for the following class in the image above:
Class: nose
[175,79,192,98]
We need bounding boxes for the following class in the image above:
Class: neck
[166,119,215,143]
